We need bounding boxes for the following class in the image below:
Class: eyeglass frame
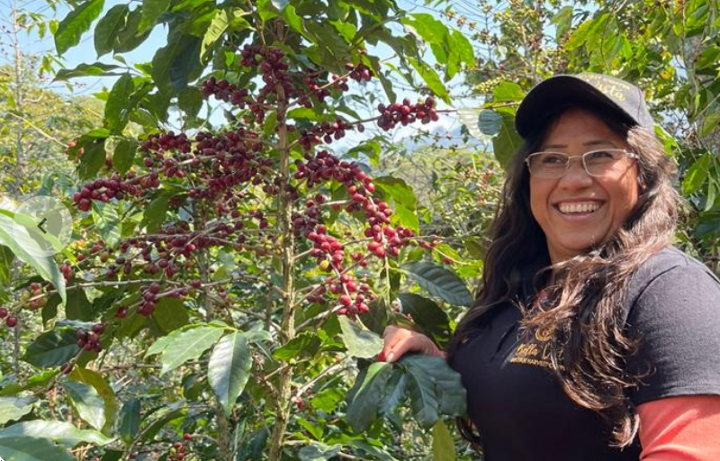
[524,148,639,178]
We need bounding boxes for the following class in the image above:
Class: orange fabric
[638,395,720,460]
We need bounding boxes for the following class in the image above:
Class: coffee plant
[0,0,477,460]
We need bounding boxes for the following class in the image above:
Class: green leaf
[551,6,574,42]
[449,29,474,67]
[432,420,456,461]
[283,5,304,34]
[139,0,170,33]
[201,9,229,59]
[478,109,503,136]
[152,31,202,93]
[492,109,522,170]
[272,332,321,361]
[94,5,128,56]
[298,443,342,461]
[113,7,152,53]
[66,287,93,321]
[404,261,473,307]
[208,332,252,416]
[338,316,383,359]
[346,362,394,433]
[396,293,451,346]
[68,367,117,434]
[0,436,74,461]
[91,202,121,248]
[492,81,525,102]
[105,74,135,132]
[0,213,66,306]
[55,0,105,55]
[140,191,173,233]
[378,368,407,416]
[160,326,225,375]
[0,420,112,446]
[118,399,140,444]
[683,152,712,195]
[309,388,344,413]
[55,62,124,81]
[408,58,449,103]
[76,137,107,180]
[701,111,720,137]
[64,381,106,430]
[374,176,419,233]
[22,327,80,368]
[0,245,13,287]
[0,397,37,425]
[401,355,466,428]
[0,370,59,396]
[150,297,189,333]
[178,87,203,118]
[112,138,137,174]
[402,13,448,46]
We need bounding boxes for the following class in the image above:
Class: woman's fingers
[380,326,436,362]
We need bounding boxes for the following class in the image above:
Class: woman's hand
[379,325,446,362]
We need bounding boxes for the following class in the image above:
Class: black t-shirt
[450,247,720,460]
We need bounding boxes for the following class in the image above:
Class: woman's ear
[637,173,646,192]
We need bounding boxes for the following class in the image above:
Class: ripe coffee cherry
[183,433,192,441]
[0,308,7,319]
[6,316,18,327]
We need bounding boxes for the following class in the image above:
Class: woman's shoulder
[622,245,720,321]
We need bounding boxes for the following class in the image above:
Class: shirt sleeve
[625,262,720,405]
[638,395,720,460]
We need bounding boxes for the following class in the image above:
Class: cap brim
[515,75,638,139]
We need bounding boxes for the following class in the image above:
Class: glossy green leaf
[408,58,449,103]
[450,29,474,67]
[492,109,522,170]
[0,397,37,425]
[140,191,172,233]
[551,6,574,41]
[0,420,112,446]
[105,74,135,132]
[160,326,225,375]
[54,62,124,81]
[346,362,393,432]
[139,0,170,33]
[404,261,473,307]
[91,201,121,248]
[432,420,456,461]
[0,245,13,287]
[492,81,525,102]
[66,287,93,321]
[113,8,151,53]
[0,213,66,306]
[178,87,203,118]
[55,0,105,55]
[201,9,229,58]
[68,367,117,434]
[152,32,202,93]
[683,152,712,195]
[298,443,342,461]
[208,332,252,416]
[22,327,79,368]
[0,370,59,396]
[378,368,407,416]
[64,381,106,430]
[272,332,321,361]
[76,137,107,180]
[478,109,503,136]
[94,4,128,56]
[118,399,140,444]
[374,176,419,233]
[396,293,451,346]
[402,13,447,46]
[338,316,383,359]
[0,435,74,461]
[150,297,190,333]
[112,138,137,174]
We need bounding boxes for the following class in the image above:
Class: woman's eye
[587,150,614,161]
[541,154,566,164]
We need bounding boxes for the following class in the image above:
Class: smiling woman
[380,73,720,460]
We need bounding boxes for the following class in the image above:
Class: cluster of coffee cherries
[138,282,162,316]
[0,307,18,328]
[76,323,105,352]
[72,174,142,212]
[19,282,47,310]
[167,433,193,461]
[377,97,439,130]
[297,118,359,151]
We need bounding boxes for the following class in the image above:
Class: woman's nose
[558,157,593,187]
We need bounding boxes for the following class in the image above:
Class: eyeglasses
[525,149,638,179]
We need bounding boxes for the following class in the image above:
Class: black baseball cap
[515,73,655,139]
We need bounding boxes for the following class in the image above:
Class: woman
[380,73,720,460]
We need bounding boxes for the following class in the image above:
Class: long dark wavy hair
[446,104,679,449]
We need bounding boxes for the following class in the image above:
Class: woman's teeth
[558,202,601,214]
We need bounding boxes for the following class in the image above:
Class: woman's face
[529,108,640,264]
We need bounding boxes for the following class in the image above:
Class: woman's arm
[638,395,720,460]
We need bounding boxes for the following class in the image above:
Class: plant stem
[267,62,296,461]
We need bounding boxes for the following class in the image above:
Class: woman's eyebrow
[540,140,618,149]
